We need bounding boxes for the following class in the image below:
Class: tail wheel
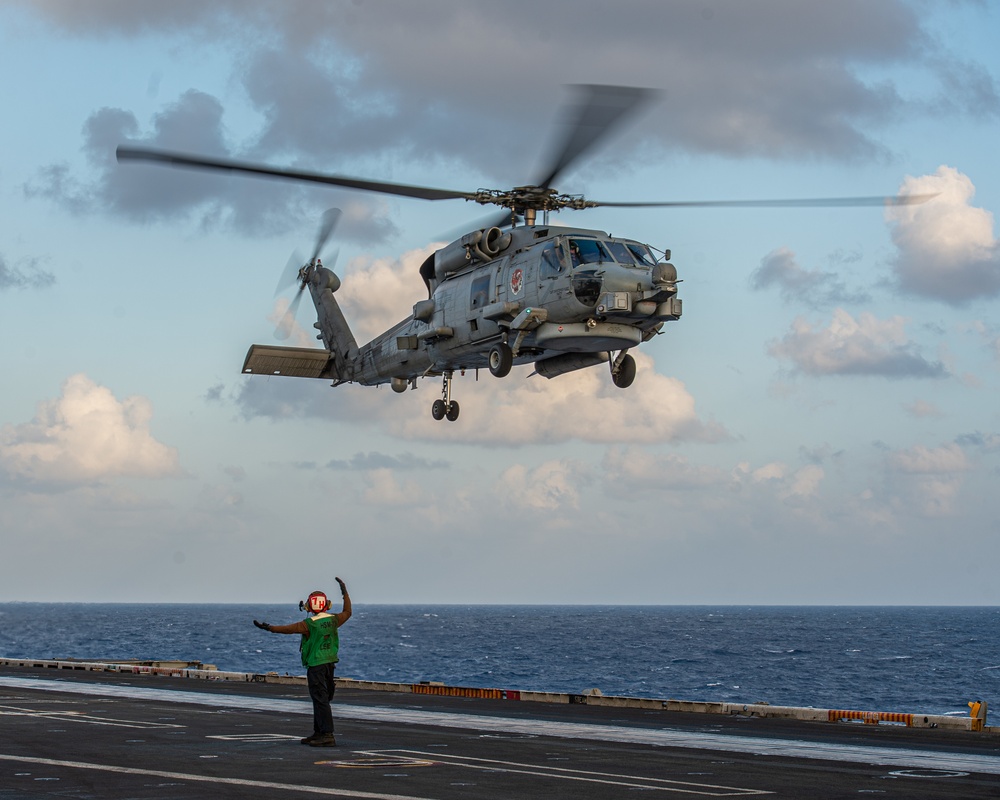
[488,343,513,378]
[431,399,446,420]
[446,401,460,421]
[612,354,636,388]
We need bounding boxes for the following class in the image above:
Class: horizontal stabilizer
[242,344,338,380]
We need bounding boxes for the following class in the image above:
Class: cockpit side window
[540,242,563,275]
[626,243,656,267]
[568,238,611,267]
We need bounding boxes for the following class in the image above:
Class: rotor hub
[472,186,598,214]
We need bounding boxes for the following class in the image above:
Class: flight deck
[1,659,998,798]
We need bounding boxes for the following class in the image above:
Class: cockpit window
[626,243,656,267]
[606,241,639,266]
[568,238,611,267]
[541,242,563,275]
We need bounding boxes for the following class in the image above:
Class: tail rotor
[273,208,341,341]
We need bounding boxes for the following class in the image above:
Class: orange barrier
[828,709,914,726]
[412,684,520,701]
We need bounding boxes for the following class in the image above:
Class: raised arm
[334,577,352,627]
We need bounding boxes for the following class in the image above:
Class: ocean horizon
[2,604,996,718]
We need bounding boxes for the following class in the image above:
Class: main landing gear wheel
[612,353,636,388]
[431,399,460,421]
[432,371,461,421]
[488,343,513,378]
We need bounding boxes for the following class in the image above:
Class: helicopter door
[536,240,564,305]
[491,256,511,304]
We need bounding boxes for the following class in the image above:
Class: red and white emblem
[509,268,523,295]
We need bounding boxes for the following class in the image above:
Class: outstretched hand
[253,619,272,631]
[335,576,347,596]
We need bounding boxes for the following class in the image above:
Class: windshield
[606,241,639,266]
[626,242,656,267]
[568,238,611,266]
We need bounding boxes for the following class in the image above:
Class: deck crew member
[253,577,351,747]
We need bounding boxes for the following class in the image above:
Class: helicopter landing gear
[611,352,636,389]
[431,371,460,421]
[488,343,513,378]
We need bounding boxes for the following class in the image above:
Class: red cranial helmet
[305,591,329,613]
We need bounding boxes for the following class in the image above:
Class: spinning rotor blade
[275,250,303,296]
[275,208,342,295]
[311,207,341,263]
[117,86,934,222]
[274,286,306,341]
[116,146,476,202]
[588,194,939,209]
[535,84,658,190]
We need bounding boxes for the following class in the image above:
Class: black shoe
[307,733,337,747]
[300,733,321,745]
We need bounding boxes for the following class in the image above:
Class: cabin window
[470,274,490,309]
[568,238,611,267]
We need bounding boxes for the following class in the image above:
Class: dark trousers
[306,662,337,735]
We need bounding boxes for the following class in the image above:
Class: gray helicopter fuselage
[336,224,681,386]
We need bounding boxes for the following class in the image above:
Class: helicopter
[117,85,932,422]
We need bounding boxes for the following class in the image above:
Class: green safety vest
[299,614,340,667]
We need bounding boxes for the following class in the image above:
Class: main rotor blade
[589,193,939,209]
[311,208,341,263]
[116,146,476,202]
[535,84,658,190]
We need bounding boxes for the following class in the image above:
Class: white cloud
[0,374,181,487]
[887,442,969,475]
[601,448,824,507]
[497,461,582,511]
[785,464,825,499]
[768,308,947,378]
[384,351,728,445]
[882,442,970,517]
[732,461,825,501]
[886,166,1000,304]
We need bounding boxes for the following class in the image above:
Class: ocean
[1,604,996,717]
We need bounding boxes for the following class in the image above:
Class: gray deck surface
[1,664,998,799]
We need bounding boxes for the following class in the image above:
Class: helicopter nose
[653,261,677,286]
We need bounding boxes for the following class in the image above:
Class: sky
[1,1,999,605]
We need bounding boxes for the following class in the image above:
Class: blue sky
[1,1,999,604]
